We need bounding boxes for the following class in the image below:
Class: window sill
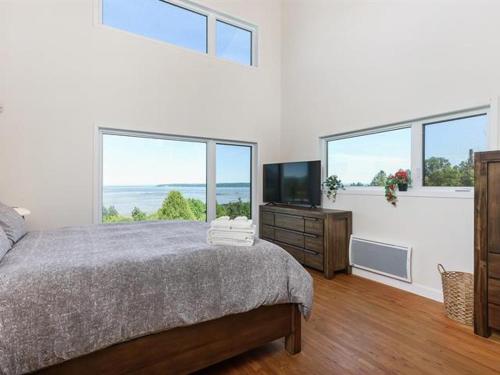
[336,188,473,199]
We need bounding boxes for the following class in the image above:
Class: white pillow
[0,202,27,244]
[0,227,11,262]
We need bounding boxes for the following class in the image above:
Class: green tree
[216,198,251,219]
[424,157,460,186]
[103,214,132,223]
[457,151,474,187]
[370,170,387,186]
[157,191,195,220]
[102,205,132,223]
[187,198,206,221]
[131,207,147,221]
[104,205,119,217]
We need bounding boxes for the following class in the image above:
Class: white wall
[281,0,500,299]
[0,0,282,230]
[3,0,500,299]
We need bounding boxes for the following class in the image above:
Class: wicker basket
[438,264,473,326]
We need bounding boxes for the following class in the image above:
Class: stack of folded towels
[207,216,256,247]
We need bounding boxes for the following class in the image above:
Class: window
[216,21,252,66]
[102,0,208,53]
[423,114,488,187]
[327,127,411,187]
[100,0,257,66]
[216,144,252,218]
[99,130,255,223]
[324,108,490,193]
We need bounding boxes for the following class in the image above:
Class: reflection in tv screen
[263,163,280,203]
[282,163,309,204]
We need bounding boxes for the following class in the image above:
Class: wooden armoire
[474,150,500,337]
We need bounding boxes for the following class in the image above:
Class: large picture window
[100,130,255,223]
[324,108,490,194]
[101,0,257,66]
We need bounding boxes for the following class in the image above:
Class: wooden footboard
[35,303,301,375]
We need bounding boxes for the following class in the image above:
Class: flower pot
[398,183,408,192]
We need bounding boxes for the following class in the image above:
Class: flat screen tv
[263,161,321,207]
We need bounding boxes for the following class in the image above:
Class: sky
[328,114,488,185]
[103,135,251,186]
[103,0,252,65]
[328,128,412,185]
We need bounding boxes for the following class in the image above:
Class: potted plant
[384,175,398,206]
[323,175,344,202]
[384,169,411,206]
[394,169,411,191]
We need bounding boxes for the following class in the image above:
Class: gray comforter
[0,221,313,375]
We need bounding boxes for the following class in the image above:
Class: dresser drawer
[261,225,275,240]
[489,303,500,330]
[304,217,323,235]
[262,212,274,226]
[275,229,304,248]
[274,213,304,232]
[280,244,305,264]
[489,278,500,305]
[489,253,500,279]
[304,234,324,253]
[304,251,323,271]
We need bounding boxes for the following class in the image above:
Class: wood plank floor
[199,270,500,375]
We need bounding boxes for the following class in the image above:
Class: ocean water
[103,184,251,216]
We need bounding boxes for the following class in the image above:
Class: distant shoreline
[104,183,250,188]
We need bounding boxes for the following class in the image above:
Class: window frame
[96,0,258,67]
[95,127,257,224]
[215,19,255,66]
[321,106,493,199]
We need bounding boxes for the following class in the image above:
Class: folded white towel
[210,216,231,229]
[208,229,255,240]
[207,225,256,247]
[230,218,253,230]
[207,237,255,247]
[233,216,249,221]
[208,226,256,237]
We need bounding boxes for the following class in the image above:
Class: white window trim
[94,126,257,224]
[321,105,495,199]
[94,0,258,67]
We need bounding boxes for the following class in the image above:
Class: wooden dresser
[259,204,352,279]
[474,151,500,337]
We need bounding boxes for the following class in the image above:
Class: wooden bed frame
[35,303,301,374]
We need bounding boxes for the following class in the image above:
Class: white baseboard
[352,268,444,303]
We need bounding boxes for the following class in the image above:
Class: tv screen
[263,161,321,207]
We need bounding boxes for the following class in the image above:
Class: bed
[0,221,313,375]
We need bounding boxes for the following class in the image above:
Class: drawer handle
[306,217,319,221]
[277,213,302,219]
[303,249,320,255]
[304,233,318,239]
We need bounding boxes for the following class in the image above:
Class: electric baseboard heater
[349,235,412,283]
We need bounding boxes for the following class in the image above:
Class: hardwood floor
[198,270,500,375]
